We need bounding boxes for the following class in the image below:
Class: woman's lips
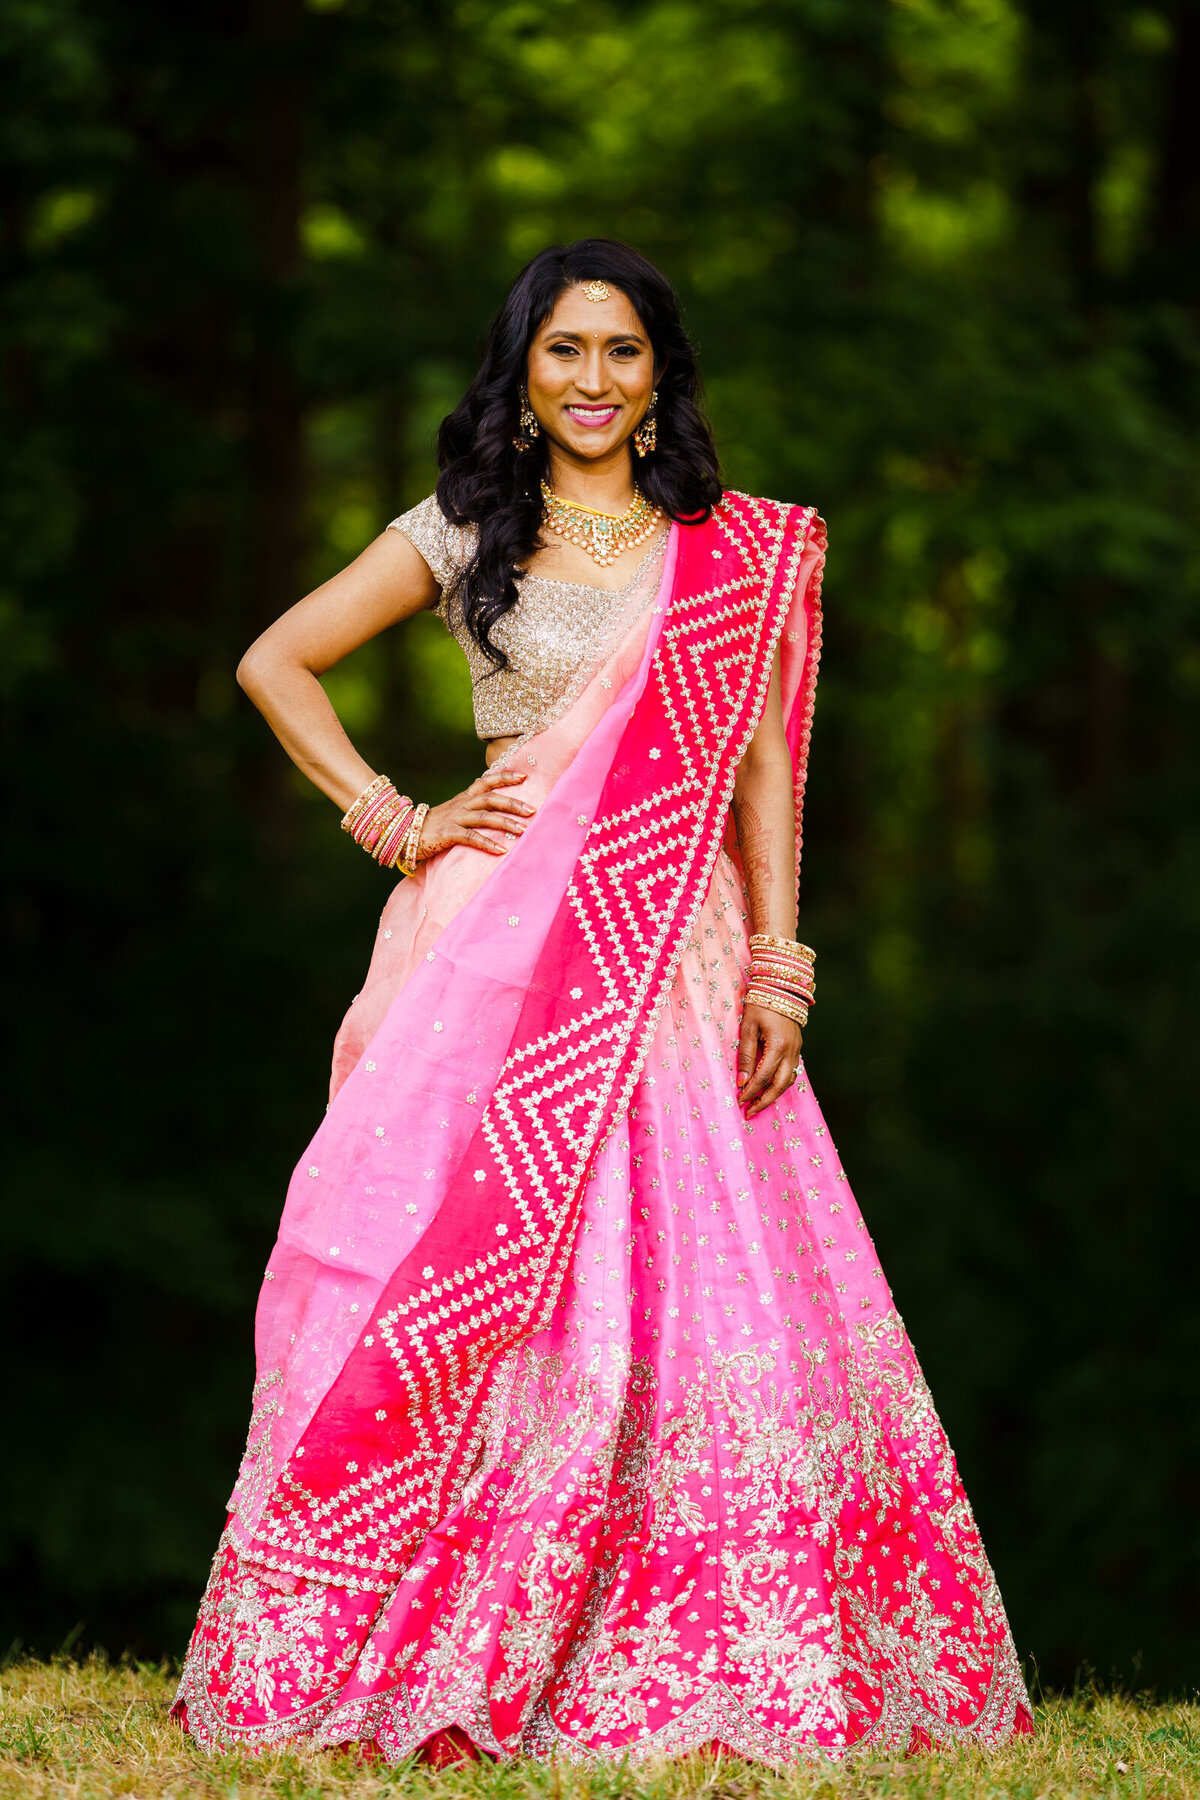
[566,405,620,428]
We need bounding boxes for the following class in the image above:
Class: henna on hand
[732,792,775,927]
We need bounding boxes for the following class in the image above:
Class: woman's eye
[549,343,578,357]
[611,345,639,358]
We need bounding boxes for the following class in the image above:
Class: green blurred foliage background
[3,0,1198,1690]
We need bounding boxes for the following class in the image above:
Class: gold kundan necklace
[540,480,662,570]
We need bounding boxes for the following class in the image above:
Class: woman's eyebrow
[542,329,649,346]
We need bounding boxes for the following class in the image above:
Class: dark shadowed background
[3,0,1198,1691]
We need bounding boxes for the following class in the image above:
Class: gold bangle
[398,801,430,877]
[751,958,815,982]
[747,979,810,1004]
[749,932,817,964]
[751,954,815,978]
[752,972,816,1000]
[753,981,816,1006]
[752,936,816,964]
[341,772,392,834]
[409,801,430,870]
[397,815,419,876]
[745,986,809,1027]
[364,797,406,856]
[375,802,416,866]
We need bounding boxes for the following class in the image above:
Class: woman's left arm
[732,652,803,1117]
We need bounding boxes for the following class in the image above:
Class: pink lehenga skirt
[174,501,1032,1764]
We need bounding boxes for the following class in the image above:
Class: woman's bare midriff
[485,736,521,767]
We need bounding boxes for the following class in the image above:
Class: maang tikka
[633,390,659,458]
[513,385,540,452]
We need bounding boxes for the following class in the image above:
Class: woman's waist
[485,735,522,767]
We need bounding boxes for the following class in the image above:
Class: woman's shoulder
[387,492,477,593]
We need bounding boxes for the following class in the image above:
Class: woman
[174,239,1032,1765]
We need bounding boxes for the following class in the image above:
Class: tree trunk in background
[1065,5,1101,324]
[245,0,306,845]
[247,0,304,637]
[1151,0,1200,312]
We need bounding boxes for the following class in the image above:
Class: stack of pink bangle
[745,933,816,1028]
[340,774,416,870]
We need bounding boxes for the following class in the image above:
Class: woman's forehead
[537,285,647,340]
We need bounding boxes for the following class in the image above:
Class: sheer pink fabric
[174,499,1031,1764]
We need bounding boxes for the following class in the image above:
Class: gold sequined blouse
[388,494,669,743]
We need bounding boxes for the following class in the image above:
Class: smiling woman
[529,287,655,459]
[172,239,1033,1768]
[427,243,722,679]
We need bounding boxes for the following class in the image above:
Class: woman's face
[525,284,657,464]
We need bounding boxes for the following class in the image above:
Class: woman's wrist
[745,932,816,1029]
[750,917,798,941]
[340,776,430,875]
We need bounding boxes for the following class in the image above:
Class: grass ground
[0,1658,1196,1800]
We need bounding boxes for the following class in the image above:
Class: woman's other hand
[737,1001,802,1117]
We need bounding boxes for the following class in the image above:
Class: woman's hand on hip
[737,1001,802,1117]
[419,767,536,859]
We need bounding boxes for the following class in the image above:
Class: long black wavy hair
[435,238,722,668]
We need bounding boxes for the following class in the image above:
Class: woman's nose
[573,350,610,395]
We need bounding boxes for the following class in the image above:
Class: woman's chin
[552,430,631,462]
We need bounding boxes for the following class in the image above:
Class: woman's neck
[544,443,638,515]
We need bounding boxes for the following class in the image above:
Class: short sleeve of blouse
[387,493,476,603]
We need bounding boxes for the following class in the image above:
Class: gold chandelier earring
[513,385,540,452]
[633,391,659,458]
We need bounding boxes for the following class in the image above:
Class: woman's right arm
[237,529,534,853]
[237,529,438,811]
